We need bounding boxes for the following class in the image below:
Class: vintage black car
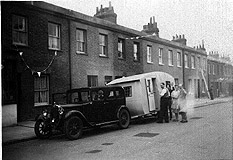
[34,86,131,140]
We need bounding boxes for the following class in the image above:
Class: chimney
[94,2,117,24]
[141,16,159,37]
[172,34,187,45]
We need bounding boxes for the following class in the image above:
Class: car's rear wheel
[34,120,52,139]
[118,109,130,129]
[64,116,83,140]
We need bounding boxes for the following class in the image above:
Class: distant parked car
[34,86,131,140]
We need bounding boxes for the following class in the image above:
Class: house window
[191,55,195,69]
[88,75,98,87]
[147,45,152,63]
[34,75,49,106]
[12,15,28,45]
[99,34,107,56]
[185,54,188,68]
[159,48,163,64]
[213,64,215,75]
[168,50,173,66]
[197,57,201,69]
[115,76,122,79]
[133,42,140,61]
[203,58,206,70]
[123,86,132,97]
[208,64,211,74]
[48,22,60,50]
[76,29,86,54]
[202,79,205,93]
[177,52,182,67]
[118,38,125,59]
[104,76,112,85]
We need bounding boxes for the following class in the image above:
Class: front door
[145,78,156,111]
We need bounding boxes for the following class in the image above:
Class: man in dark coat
[157,82,170,123]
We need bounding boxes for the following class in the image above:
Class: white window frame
[159,48,163,65]
[168,50,173,66]
[177,52,182,67]
[34,75,49,106]
[208,64,211,74]
[203,58,207,70]
[147,45,152,63]
[191,55,195,69]
[48,22,60,50]
[118,38,124,59]
[99,34,107,57]
[133,42,140,61]
[76,29,86,54]
[185,54,188,68]
[12,15,28,46]
[213,64,215,75]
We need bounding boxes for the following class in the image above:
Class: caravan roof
[108,71,175,85]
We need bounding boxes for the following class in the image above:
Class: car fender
[64,110,90,126]
[117,105,131,119]
[36,114,48,121]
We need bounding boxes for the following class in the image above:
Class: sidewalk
[2,96,232,146]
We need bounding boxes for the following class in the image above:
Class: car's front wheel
[64,116,83,140]
[34,120,52,139]
[118,108,130,129]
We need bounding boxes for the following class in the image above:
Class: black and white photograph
[1,0,233,159]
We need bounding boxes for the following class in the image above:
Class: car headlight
[43,111,48,117]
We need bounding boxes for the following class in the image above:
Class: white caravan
[107,72,175,119]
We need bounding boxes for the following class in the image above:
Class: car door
[88,89,105,123]
[103,88,117,121]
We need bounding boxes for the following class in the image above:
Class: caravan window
[124,86,132,97]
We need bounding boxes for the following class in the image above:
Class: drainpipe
[182,48,185,88]
[68,19,72,90]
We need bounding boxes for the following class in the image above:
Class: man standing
[157,82,170,123]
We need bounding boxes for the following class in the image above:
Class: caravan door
[145,78,156,111]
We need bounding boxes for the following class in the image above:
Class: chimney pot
[179,35,181,39]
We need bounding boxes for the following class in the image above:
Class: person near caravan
[171,85,180,122]
[178,84,188,123]
[157,82,170,123]
[166,83,174,120]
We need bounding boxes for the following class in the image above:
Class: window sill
[147,61,153,64]
[177,65,182,68]
[76,51,87,55]
[48,48,61,51]
[13,42,28,47]
[34,102,49,107]
[118,57,125,60]
[159,63,164,66]
[99,54,108,58]
[169,64,174,67]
